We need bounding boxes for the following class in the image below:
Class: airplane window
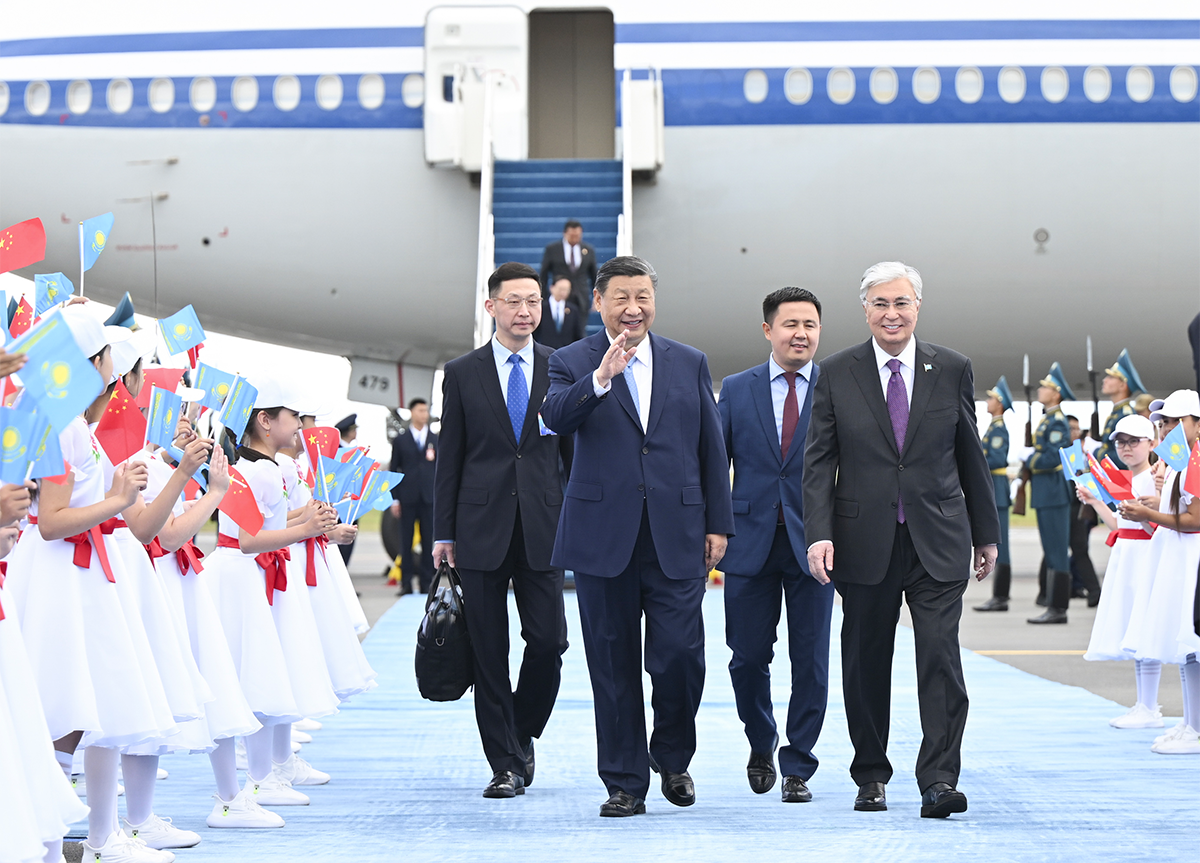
[67,79,92,114]
[827,67,855,105]
[1083,66,1111,102]
[274,75,301,111]
[358,73,385,110]
[401,73,425,108]
[190,77,217,112]
[1169,65,1197,102]
[998,66,1026,103]
[106,78,133,114]
[912,67,940,103]
[1040,66,1068,103]
[25,80,51,116]
[955,66,983,103]
[232,76,259,112]
[1126,66,1154,102]
[316,74,343,110]
[869,67,898,104]
[148,77,174,113]
[743,70,768,104]
[0,82,8,116]
[784,68,812,104]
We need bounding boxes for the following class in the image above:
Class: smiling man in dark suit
[433,261,572,800]
[718,287,833,805]
[803,262,999,819]
[541,255,734,818]
[539,219,597,312]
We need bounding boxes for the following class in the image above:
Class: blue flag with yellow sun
[8,311,105,433]
[34,273,75,315]
[316,454,358,504]
[27,409,65,480]
[159,305,206,356]
[1154,422,1191,473]
[80,212,114,272]
[145,386,184,450]
[0,406,39,484]
[194,362,236,413]
[216,376,258,442]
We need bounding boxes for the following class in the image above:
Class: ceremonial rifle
[1087,335,1101,441]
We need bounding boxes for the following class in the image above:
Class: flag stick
[78,223,85,298]
[24,461,35,482]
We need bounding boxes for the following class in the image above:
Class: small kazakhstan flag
[80,212,115,273]
[159,304,206,356]
[34,273,75,314]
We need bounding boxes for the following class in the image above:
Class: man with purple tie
[802,262,999,819]
[718,287,834,804]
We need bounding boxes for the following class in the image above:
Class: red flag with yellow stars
[8,297,33,338]
[95,380,147,465]
[135,367,185,410]
[0,219,46,275]
[1184,439,1200,498]
[219,465,264,536]
[303,426,340,469]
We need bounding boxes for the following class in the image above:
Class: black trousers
[397,498,435,591]
[836,524,969,792]
[574,506,707,799]
[1069,500,1101,597]
[457,509,567,777]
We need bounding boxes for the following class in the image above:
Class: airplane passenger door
[528,9,615,159]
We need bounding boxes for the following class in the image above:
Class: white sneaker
[246,774,310,806]
[206,789,286,828]
[294,718,322,732]
[1154,722,1188,745]
[72,774,124,798]
[80,830,172,862]
[291,729,313,744]
[156,767,169,780]
[124,814,200,850]
[274,753,330,786]
[235,739,248,771]
[1109,703,1165,729]
[1152,725,1200,754]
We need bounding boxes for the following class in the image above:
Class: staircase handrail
[474,70,498,348]
[617,68,634,257]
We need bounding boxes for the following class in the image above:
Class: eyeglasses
[1113,437,1148,448]
[866,298,917,312]
[497,296,542,310]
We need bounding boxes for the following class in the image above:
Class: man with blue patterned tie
[433,262,573,800]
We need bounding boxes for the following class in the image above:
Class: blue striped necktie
[507,354,528,444]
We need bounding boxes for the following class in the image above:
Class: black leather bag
[415,561,474,701]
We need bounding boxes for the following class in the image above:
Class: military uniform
[1027,362,1075,624]
[975,376,1014,612]
[1094,350,1148,469]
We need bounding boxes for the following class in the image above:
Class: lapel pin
[924,363,933,371]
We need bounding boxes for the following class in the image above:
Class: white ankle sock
[1136,658,1162,708]
[84,747,119,848]
[1182,654,1200,730]
[209,738,240,801]
[244,726,274,783]
[272,723,292,765]
[121,753,159,826]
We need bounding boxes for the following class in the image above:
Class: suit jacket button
[511,489,517,496]
[642,447,649,454]
[780,474,787,480]
[516,453,522,458]
[898,464,904,470]
[891,501,898,508]
[637,483,644,491]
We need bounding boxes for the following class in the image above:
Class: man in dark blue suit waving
[717,287,834,805]
[541,255,734,818]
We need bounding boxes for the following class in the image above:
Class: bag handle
[425,560,466,612]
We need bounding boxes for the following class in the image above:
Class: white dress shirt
[593,331,653,430]
[562,238,581,269]
[872,336,916,408]
[411,424,427,450]
[550,298,566,327]
[492,335,535,402]
[768,356,814,444]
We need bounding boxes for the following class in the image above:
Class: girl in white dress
[1079,415,1162,727]
[1119,390,1200,754]
[204,376,339,817]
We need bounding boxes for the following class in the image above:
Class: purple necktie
[886,358,908,523]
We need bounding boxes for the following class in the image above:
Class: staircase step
[495,216,619,234]
[494,246,617,262]
[495,159,620,174]
[493,187,622,204]
[494,173,622,189]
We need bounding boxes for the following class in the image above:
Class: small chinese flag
[43,461,72,486]
[135,367,185,410]
[303,427,340,467]
[219,465,264,536]
[95,380,147,465]
[2,375,18,406]
[0,218,47,275]
[9,297,33,338]
[1184,439,1200,498]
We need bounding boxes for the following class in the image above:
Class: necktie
[506,354,528,444]
[554,302,563,331]
[780,371,799,460]
[886,358,909,523]
[569,245,579,272]
[623,359,641,429]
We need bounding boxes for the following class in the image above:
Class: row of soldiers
[975,350,1147,622]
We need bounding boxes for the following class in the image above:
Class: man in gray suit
[803,262,999,819]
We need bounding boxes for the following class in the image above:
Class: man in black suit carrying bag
[540,219,597,312]
[803,262,999,819]
[389,397,437,594]
[433,262,573,799]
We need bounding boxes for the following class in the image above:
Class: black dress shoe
[1071,586,1088,599]
[522,741,535,788]
[972,596,1008,612]
[599,790,646,817]
[482,771,525,798]
[854,781,887,811]
[1087,589,1101,608]
[920,782,968,818]
[747,750,776,794]
[649,754,695,807]
[781,776,812,803]
[1027,608,1068,624]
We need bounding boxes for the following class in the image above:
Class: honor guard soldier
[974,376,1014,612]
[1095,349,1147,469]
[1027,363,1075,625]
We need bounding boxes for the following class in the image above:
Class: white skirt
[155,547,262,746]
[0,589,91,863]
[5,526,178,749]
[269,549,341,719]
[1129,530,1200,664]
[1084,535,1157,660]
[290,539,377,701]
[325,540,370,634]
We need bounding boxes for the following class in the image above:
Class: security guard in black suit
[1027,363,1074,624]
[1095,349,1147,469]
[975,376,1013,612]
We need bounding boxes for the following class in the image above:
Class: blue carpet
[109,591,1196,862]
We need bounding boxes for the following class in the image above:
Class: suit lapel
[782,363,818,470]
[900,340,939,457]
[644,334,674,439]
[849,340,899,456]
[477,346,517,449]
[749,363,782,466]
